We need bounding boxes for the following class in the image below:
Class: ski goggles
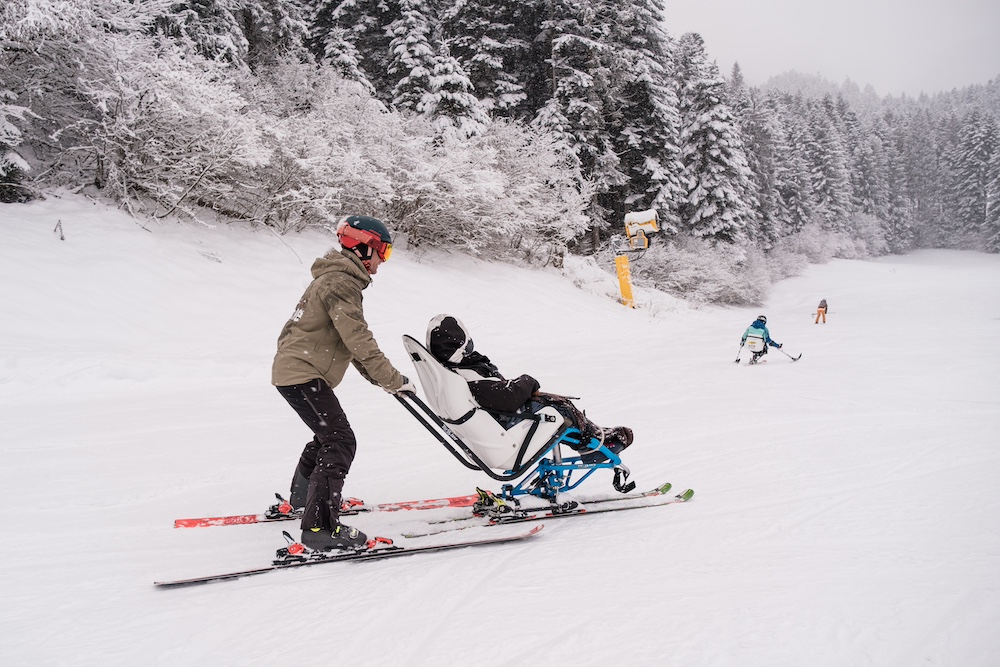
[337,223,393,261]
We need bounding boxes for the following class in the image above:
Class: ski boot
[301,523,369,552]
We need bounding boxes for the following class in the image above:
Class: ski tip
[678,488,694,501]
[526,524,545,536]
[656,482,673,494]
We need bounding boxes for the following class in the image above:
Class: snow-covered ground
[2,194,998,666]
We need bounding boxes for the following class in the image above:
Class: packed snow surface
[1,194,998,666]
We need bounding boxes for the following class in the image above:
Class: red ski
[174,491,480,529]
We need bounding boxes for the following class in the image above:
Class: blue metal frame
[504,427,622,500]
[394,392,625,501]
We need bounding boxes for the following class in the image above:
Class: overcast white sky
[663,0,1000,97]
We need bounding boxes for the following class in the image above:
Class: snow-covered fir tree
[150,0,248,67]
[931,111,966,245]
[387,0,437,111]
[853,120,892,221]
[306,0,399,104]
[438,0,536,117]
[299,0,372,91]
[602,0,684,232]
[770,96,815,235]
[420,48,490,139]
[233,0,310,70]
[881,115,916,251]
[728,67,792,249]
[951,110,998,238]
[901,109,943,237]
[986,145,1000,252]
[149,1,310,72]
[533,0,624,230]
[674,33,756,244]
[803,99,852,231]
[0,88,30,202]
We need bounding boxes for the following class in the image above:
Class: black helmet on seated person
[427,314,473,364]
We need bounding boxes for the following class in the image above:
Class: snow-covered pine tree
[728,67,791,249]
[232,0,310,71]
[901,109,943,239]
[930,111,966,246]
[951,110,998,240]
[674,32,756,244]
[0,89,30,202]
[438,0,537,117]
[149,0,249,68]
[602,0,683,233]
[306,0,399,104]
[388,0,437,111]
[986,142,1000,252]
[533,0,624,235]
[802,98,852,231]
[881,114,916,252]
[149,2,309,72]
[298,0,372,92]
[771,95,815,236]
[420,48,490,139]
[385,0,488,136]
[853,119,892,222]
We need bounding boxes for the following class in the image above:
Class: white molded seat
[402,336,566,471]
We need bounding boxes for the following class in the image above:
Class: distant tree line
[2,0,998,300]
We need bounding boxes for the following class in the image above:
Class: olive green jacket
[271,248,406,391]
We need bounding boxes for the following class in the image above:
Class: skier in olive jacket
[272,215,414,551]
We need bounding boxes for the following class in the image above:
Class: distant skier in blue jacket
[740,315,781,364]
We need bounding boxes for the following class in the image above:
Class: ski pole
[734,342,744,363]
[777,347,802,362]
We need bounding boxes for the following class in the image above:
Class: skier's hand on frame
[390,377,417,395]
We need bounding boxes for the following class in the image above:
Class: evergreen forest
[3,0,999,303]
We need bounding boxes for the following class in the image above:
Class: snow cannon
[623,209,660,250]
[616,209,660,308]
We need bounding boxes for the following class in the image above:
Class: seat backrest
[402,335,565,471]
[745,334,765,351]
[402,336,479,422]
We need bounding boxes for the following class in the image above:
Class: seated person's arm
[469,374,540,413]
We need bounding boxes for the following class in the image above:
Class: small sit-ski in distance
[738,315,782,365]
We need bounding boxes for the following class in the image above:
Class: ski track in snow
[1,194,999,666]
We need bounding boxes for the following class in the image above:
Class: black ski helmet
[426,314,473,364]
[336,215,393,273]
[340,215,392,245]
[757,315,767,324]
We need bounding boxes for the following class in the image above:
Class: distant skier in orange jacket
[815,299,828,324]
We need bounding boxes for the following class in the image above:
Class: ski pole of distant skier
[734,342,744,363]
[778,347,802,362]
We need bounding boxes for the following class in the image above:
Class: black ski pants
[276,379,357,531]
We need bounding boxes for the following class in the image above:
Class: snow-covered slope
[2,194,998,666]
